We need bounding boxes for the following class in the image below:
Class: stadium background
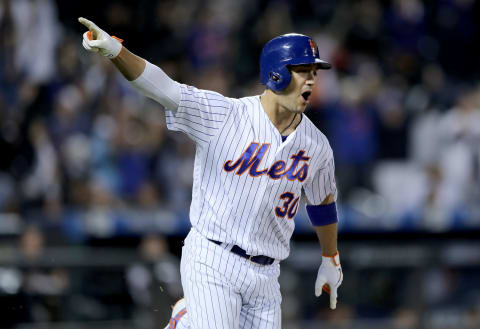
[1,0,480,328]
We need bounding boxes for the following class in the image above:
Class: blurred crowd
[1,0,480,327]
[0,225,183,328]
[1,0,480,239]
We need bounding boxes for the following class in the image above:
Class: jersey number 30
[275,192,299,219]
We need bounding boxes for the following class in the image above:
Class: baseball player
[79,17,343,329]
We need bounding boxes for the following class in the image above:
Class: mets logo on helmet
[309,39,317,56]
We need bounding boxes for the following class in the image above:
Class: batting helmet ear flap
[265,65,291,92]
[270,72,281,82]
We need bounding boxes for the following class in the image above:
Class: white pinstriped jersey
[165,84,337,260]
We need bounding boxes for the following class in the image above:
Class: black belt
[208,239,275,266]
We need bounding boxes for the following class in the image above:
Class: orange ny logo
[309,39,317,56]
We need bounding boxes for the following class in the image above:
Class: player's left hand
[315,251,343,310]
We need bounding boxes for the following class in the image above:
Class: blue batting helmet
[260,33,331,92]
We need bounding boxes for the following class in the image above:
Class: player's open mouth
[302,91,311,102]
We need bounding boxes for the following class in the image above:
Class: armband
[306,202,338,226]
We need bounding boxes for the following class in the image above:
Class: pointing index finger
[78,17,98,32]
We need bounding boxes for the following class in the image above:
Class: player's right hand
[78,17,123,59]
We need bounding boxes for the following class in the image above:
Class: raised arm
[112,47,146,81]
[78,17,180,111]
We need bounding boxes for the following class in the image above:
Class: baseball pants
[178,228,282,329]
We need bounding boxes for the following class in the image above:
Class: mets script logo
[223,142,310,182]
[309,39,317,57]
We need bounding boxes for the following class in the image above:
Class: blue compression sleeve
[306,202,338,226]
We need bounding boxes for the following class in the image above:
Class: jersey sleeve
[303,146,338,205]
[165,84,232,145]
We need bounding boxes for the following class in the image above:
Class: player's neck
[260,90,299,135]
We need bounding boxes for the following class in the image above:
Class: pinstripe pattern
[180,229,281,329]
[165,84,336,328]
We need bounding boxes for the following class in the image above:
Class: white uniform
[164,84,337,329]
[77,18,340,328]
